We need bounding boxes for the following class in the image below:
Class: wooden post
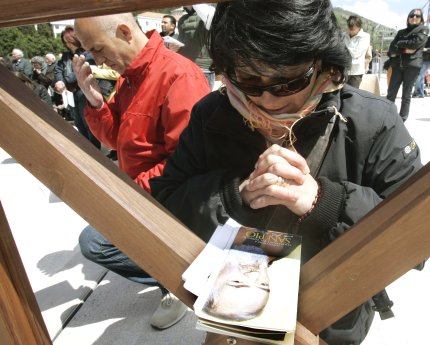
[0,0,228,27]
[0,202,52,345]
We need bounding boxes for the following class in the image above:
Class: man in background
[343,15,370,88]
[160,15,178,39]
[45,53,57,83]
[177,4,215,89]
[73,13,209,330]
[10,48,32,78]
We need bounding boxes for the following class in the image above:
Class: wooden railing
[0,2,429,344]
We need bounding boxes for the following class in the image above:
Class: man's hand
[72,54,103,109]
[240,144,319,217]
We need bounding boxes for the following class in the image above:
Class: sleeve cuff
[299,177,345,233]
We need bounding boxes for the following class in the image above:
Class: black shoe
[106,150,117,161]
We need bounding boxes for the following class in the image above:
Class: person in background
[387,8,428,121]
[31,56,51,89]
[371,48,381,75]
[412,35,430,98]
[45,53,58,88]
[72,13,209,330]
[343,15,371,88]
[177,4,215,89]
[13,71,52,105]
[90,63,120,160]
[54,26,101,148]
[150,1,422,344]
[10,48,33,78]
[52,85,74,122]
[160,15,178,39]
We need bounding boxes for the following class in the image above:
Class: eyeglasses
[228,61,316,97]
[409,14,421,19]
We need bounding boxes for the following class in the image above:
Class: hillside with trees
[0,23,63,59]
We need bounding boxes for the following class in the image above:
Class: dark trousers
[386,65,420,122]
[346,75,363,89]
[72,89,101,149]
[79,225,168,294]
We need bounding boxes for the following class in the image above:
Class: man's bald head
[75,13,140,37]
[74,13,148,74]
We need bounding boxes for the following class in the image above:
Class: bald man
[73,13,210,329]
[11,48,32,78]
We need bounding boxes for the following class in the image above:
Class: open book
[189,220,301,344]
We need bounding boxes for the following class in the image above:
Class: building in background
[50,19,75,38]
[136,12,166,33]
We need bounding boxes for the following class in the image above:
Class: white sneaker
[150,292,188,329]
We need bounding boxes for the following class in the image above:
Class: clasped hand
[240,144,319,217]
[72,54,103,109]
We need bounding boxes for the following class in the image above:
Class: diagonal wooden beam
[0,0,228,28]
[298,161,430,334]
[0,64,201,307]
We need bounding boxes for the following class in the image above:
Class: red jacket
[85,30,210,192]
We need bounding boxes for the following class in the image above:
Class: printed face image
[204,249,270,321]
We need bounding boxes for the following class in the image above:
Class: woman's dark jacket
[150,85,422,264]
[389,24,429,69]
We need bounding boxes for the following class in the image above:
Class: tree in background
[0,23,63,60]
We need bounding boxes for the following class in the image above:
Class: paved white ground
[0,75,429,345]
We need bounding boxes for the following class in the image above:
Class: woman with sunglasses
[151,1,421,343]
[387,8,429,121]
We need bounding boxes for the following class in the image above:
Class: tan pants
[387,67,392,87]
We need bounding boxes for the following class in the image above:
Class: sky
[331,0,430,29]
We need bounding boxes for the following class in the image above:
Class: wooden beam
[298,162,430,334]
[0,64,201,307]
[0,202,52,345]
[0,0,227,28]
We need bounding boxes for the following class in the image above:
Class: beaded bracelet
[297,181,321,223]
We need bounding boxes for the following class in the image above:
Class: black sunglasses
[228,61,316,97]
[409,13,421,18]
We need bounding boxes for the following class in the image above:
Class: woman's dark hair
[60,26,82,50]
[347,15,362,29]
[407,8,424,28]
[208,0,351,82]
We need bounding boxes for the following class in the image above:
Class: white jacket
[343,29,371,75]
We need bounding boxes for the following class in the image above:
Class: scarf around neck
[224,68,344,146]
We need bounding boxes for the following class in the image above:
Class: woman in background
[386,8,428,122]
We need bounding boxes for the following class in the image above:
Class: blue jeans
[414,61,430,97]
[79,225,167,293]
